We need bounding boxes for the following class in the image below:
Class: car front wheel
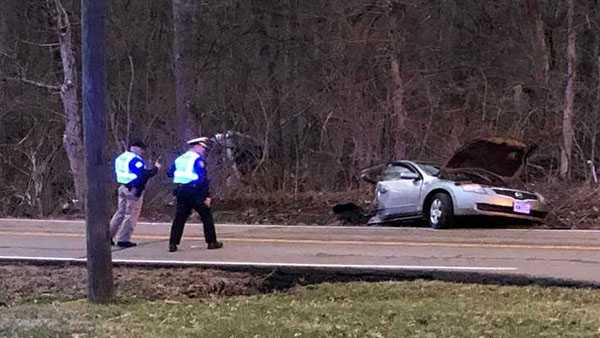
[427,193,454,229]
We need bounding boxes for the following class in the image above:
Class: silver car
[362,138,548,228]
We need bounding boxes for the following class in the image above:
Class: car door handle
[379,187,388,193]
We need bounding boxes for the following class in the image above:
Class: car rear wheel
[427,193,454,229]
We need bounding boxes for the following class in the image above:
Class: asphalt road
[1,218,600,285]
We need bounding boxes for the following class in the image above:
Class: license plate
[513,201,531,214]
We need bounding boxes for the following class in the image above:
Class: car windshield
[415,162,440,176]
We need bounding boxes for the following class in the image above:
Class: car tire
[427,193,454,229]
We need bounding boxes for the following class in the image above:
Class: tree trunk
[0,0,15,144]
[390,57,407,158]
[560,0,576,179]
[172,0,197,142]
[594,53,600,166]
[54,0,87,208]
[81,0,113,304]
[285,0,301,192]
[0,0,14,55]
[267,3,284,188]
[389,3,408,159]
[526,0,550,87]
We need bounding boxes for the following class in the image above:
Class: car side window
[381,164,414,181]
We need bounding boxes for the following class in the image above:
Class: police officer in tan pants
[109,141,161,248]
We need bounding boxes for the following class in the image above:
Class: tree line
[0,0,597,216]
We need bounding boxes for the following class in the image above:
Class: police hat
[130,140,147,149]
[186,137,210,148]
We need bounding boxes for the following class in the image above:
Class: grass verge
[2,280,600,338]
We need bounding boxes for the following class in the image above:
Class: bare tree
[388,1,408,159]
[526,0,550,88]
[560,0,576,179]
[1,1,87,208]
[52,0,87,207]
[172,0,198,142]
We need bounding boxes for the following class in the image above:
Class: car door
[375,163,423,218]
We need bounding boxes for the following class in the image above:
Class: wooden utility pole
[81,0,113,303]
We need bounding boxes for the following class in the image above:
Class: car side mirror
[399,172,420,180]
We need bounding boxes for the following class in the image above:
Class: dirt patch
[528,181,600,229]
[0,264,270,306]
[2,263,598,308]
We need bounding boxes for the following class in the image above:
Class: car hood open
[439,137,535,185]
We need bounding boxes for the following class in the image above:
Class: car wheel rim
[430,199,443,225]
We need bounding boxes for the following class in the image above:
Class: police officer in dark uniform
[167,137,223,252]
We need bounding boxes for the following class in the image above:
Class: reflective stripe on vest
[173,151,201,184]
[115,151,142,184]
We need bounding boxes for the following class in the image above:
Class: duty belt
[176,183,201,189]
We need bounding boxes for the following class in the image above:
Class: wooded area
[1,0,599,217]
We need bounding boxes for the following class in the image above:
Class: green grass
[2,280,600,338]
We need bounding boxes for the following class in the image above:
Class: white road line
[0,255,518,271]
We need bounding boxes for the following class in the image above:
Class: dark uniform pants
[169,186,217,246]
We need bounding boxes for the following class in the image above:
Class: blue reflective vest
[114,151,143,184]
[173,151,202,184]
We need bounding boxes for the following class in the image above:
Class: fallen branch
[19,39,60,48]
[3,76,61,91]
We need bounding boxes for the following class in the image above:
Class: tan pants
[109,185,143,242]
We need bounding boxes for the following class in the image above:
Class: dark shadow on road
[366,216,572,230]
[257,267,600,292]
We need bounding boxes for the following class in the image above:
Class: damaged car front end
[363,138,548,228]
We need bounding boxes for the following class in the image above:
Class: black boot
[207,241,223,250]
[117,241,137,248]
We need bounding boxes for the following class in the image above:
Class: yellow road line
[1,230,600,251]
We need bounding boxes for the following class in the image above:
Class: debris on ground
[332,202,372,225]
